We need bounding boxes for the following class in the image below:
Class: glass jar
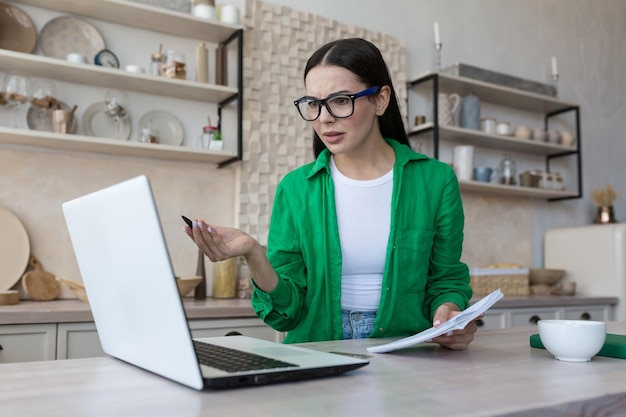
[140,127,159,144]
[149,51,166,76]
[199,125,218,149]
[498,154,517,185]
[553,172,564,190]
[164,50,186,79]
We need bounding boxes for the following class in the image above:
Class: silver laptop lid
[62,175,204,390]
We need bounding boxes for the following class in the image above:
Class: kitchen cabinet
[0,324,57,363]
[0,318,279,363]
[476,304,613,331]
[1,0,243,168]
[56,322,104,360]
[407,71,581,201]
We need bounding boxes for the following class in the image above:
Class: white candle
[551,56,558,76]
[434,21,441,45]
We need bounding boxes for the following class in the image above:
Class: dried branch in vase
[592,184,619,207]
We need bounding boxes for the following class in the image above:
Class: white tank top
[330,156,393,311]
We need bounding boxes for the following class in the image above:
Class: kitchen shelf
[4,0,244,167]
[14,0,242,42]
[0,50,238,103]
[458,179,578,200]
[408,123,578,157]
[409,71,578,114]
[407,71,582,201]
[0,127,237,165]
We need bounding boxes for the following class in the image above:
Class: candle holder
[434,43,443,72]
[552,73,559,96]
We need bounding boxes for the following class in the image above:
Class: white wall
[265,0,626,264]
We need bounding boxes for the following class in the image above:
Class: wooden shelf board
[14,0,241,42]
[0,127,237,165]
[459,180,577,199]
[409,71,578,114]
[0,50,237,103]
[408,123,578,156]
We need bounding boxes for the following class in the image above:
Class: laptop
[62,175,368,390]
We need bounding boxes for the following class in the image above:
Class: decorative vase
[595,206,617,224]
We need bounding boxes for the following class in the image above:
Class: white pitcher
[437,93,461,126]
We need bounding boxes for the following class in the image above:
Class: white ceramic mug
[220,4,240,24]
[480,118,496,134]
[496,121,511,135]
[453,145,474,181]
[437,93,461,126]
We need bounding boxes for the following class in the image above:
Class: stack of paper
[367,289,504,353]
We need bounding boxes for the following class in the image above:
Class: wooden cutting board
[0,205,30,291]
[21,256,60,301]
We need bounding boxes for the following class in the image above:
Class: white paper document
[366,288,504,353]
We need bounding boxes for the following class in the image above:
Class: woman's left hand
[430,303,479,351]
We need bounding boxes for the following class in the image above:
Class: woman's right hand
[184,219,279,293]
[183,219,258,262]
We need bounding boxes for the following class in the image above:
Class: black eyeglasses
[293,86,381,121]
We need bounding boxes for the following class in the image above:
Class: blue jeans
[342,310,377,339]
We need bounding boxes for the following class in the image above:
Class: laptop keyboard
[193,340,299,373]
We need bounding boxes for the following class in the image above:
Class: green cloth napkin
[530,333,626,359]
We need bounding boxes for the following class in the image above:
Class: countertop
[2,323,626,416]
[0,295,618,325]
[0,297,257,325]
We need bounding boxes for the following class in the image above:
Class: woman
[185,38,476,349]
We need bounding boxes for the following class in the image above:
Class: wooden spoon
[21,256,60,301]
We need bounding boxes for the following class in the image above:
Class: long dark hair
[303,38,409,158]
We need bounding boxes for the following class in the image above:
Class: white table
[1,324,626,417]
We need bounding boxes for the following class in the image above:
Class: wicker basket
[470,268,530,297]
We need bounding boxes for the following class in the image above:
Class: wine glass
[30,79,58,130]
[104,89,129,139]
[3,73,31,128]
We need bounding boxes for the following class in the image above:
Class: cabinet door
[0,324,57,363]
[189,318,279,342]
[561,306,612,322]
[57,322,105,360]
[510,308,558,327]
[476,311,507,330]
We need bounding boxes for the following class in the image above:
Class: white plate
[82,101,132,140]
[137,110,184,146]
[27,100,77,133]
[0,205,30,291]
[40,16,106,64]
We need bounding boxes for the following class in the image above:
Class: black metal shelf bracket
[216,29,244,169]
[545,106,582,201]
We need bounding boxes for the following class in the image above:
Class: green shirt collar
[305,138,429,179]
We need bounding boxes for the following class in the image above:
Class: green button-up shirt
[251,139,471,343]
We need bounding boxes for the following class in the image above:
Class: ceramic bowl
[176,276,203,297]
[529,268,566,285]
[538,320,606,362]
